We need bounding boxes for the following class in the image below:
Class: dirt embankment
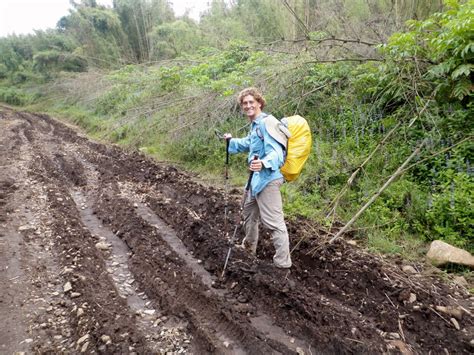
[0,106,473,354]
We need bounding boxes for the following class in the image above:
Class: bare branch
[328,140,427,244]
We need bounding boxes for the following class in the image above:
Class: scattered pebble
[63,282,72,293]
[450,318,460,330]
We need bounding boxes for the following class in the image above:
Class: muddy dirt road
[0,106,473,354]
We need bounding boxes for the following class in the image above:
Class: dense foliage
[1,0,472,255]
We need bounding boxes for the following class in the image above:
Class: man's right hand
[223,133,232,140]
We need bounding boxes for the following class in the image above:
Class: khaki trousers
[242,178,292,268]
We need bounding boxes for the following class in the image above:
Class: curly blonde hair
[237,87,266,109]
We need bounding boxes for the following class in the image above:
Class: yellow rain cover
[281,115,312,181]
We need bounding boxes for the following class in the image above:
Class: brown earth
[0,106,473,354]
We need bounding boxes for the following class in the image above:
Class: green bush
[426,170,474,251]
[0,87,35,105]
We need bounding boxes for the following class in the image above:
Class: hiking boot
[235,242,256,256]
[273,267,295,291]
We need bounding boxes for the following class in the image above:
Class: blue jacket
[228,112,285,196]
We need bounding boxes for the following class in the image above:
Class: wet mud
[0,106,473,354]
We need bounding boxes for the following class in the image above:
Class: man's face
[241,94,262,121]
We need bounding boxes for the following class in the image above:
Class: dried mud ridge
[0,106,473,354]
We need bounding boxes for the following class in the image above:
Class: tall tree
[113,0,174,62]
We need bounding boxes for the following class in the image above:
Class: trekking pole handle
[246,155,259,191]
[225,138,230,165]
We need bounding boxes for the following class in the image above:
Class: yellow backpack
[263,115,312,182]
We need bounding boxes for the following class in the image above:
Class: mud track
[1,106,473,354]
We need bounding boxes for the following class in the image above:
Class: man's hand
[223,133,232,140]
[249,159,263,172]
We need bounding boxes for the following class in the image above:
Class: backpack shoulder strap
[262,115,291,149]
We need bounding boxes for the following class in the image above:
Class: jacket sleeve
[228,135,251,154]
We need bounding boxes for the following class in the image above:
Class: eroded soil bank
[1,106,473,354]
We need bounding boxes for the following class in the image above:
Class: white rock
[101,335,112,345]
[77,308,84,317]
[347,240,357,246]
[71,292,81,298]
[388,332,401,340]
[143,309,155,315]
[24,338,33,344]
[296,347,305,355]
[63,282,72,293]
[408,293,417,303]
[450,318,460,330]
[77,334,89,345]
[427,240,474,267]
[81,342,89,353]
[223,341,230,348]
[402,265,418,274]
[95,242,110,251]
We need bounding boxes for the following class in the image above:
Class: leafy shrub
[426,170,474,251]
[0,87,35,105]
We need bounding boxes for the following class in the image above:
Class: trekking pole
[221,154,258,278]
[224,137,230,238]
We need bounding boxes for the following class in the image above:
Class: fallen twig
[398,319,406,342]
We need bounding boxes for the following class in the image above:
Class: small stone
[450,318,460,330]
[223,341,230,348]
[63,267,73,274]
[143,309,155,315]
[296,347,305,355]
[408,293,417,303]
[388,332,401,340]
[77,334,89,345]
[290,337,295,344]
[77,308,84,317]
[237,295,248,303]
[95,242,110,251]
[81,342,89,353]
[63,282,72,293]
[101,335,112,345]
[402,265,418,274]
[19,225,34,231]
[70,292,81,298]
[347,240,357,246]
[24,338,33,344]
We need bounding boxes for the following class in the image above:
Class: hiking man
[224,87,291,269]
